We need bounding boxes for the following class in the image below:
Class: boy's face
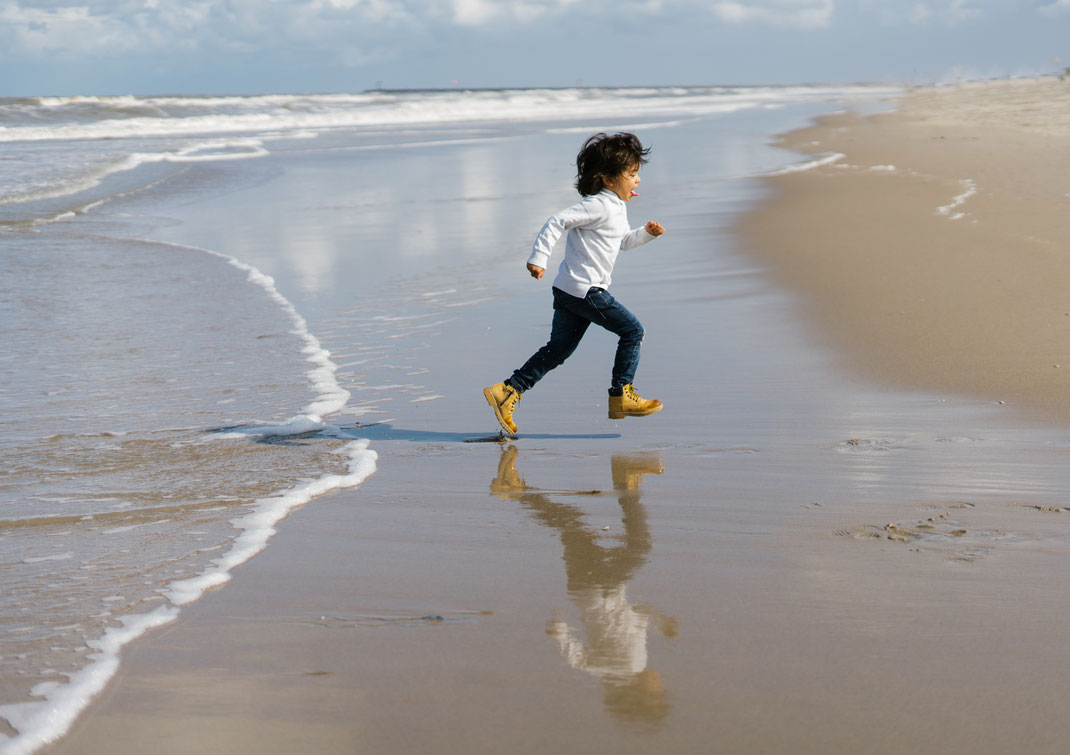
[603,164,641,202]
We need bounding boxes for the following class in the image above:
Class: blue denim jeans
[508,287,644,394]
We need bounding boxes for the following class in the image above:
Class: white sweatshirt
[527,189,657,299]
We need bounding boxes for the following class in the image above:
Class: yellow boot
[608,384,662,420]
[483,381,521,434]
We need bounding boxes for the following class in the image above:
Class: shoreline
[34,81,1070,755]
[736,76,1070,426]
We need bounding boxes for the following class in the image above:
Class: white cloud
[434,0,581,27]
[857,0,1046,26]
[908,2,932,23]
[945,0,984,23]
[0,0,422,61]
[449,0,495,24]
[712,0,834,28]
[0,0,594,62]
[0,3,164,57]
[1038,0,1070,13]
[1,0,1064,89]
[1,0,854,62]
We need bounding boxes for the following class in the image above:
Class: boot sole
[608,404,663,420]
[483,388,518,434]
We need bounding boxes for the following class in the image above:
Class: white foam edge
[1,84,904,213]
[0,438,377,754]
[0,605,180,755]
[546,117,694,134]
[0,239,365,751]
[763,152,846,176]
[937,178,976,218]
[3,163,190,231]
[165,437,376,606]
[0,135,288,208]
[1,85,905,147]
[212,415,330,439]
[160,240,352,422]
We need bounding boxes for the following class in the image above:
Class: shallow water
[0,84,936,751]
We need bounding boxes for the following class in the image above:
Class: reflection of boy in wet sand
[491,447,678,727]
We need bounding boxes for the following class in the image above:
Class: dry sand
[43,78,1070,755]
[738,76,1070,424]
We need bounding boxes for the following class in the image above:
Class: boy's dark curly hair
[575,132,651,196]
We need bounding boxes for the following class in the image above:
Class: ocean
[0,84,902,753]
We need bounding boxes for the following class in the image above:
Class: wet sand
[44,81,1070,754]
[738,76,1070,424]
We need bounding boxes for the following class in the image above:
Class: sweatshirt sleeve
[549,620,590,671]
[620,225,657,251]
[527,198,600,269]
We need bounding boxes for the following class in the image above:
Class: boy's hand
[527,263,545,280]
[646,221,666,236]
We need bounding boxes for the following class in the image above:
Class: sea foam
[764,152,846,175]
[0,137,272,207]
[0,241,372,755]
[194,240,352,422]
[937,178,976,220]
[165,438,376,606]
[0,85,902,220]
[0,87,899,144]
[0,437,376,754]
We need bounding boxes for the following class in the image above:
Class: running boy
[483,132,666,435]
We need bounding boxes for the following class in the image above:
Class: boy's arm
[526,199,599,274]
[620,220,667,250]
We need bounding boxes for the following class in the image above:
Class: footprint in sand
[834,506,992,561]
[1011,502,1070,514]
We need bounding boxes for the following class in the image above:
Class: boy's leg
[484,289,591,434]
[584,289,663,418]
[583,288,644,392]
[506,289,592,392]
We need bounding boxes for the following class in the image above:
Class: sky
[1,0,1067,95]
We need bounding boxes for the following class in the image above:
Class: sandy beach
[739,77,1070,424]
[36,79,1070,755]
